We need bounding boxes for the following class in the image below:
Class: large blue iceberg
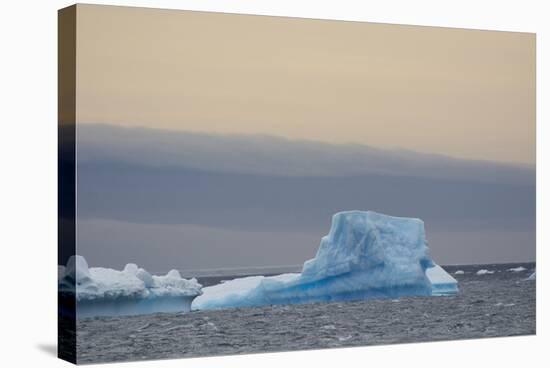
[193,211,458,310]
[58,256,203,318]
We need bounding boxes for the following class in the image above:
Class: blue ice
[193,211,458,310]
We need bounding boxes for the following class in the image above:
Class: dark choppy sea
[75,263,536,364]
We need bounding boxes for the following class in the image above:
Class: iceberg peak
[166,269,182,279]
[123,263,139,275]
[302,211,433,284]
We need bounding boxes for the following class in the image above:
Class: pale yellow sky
[75,4,535,165]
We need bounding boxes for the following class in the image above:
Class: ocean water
[75,263,536,364]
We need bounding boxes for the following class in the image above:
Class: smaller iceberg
[476,269,495,275]
[508,266,527,273]
[193,211,458,310]
[454,270,465,275]
[58,256,202,318]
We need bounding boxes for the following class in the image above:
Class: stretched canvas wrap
[58,4,536,364]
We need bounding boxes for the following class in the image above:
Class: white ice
[454,270,465,275]
[193,211,458,310]
[476,269,495,275]
[507,267,527,272]
[58,255,202,318]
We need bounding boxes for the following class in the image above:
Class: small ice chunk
[507,266,526,272]
[454,270,465,275]
[476,269,495,275]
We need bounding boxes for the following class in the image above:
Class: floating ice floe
[454,270,465,275]
[426,265,460,296]
[507,266,527,273]
[476,269,495,275]
[193,211,458,310]
[58,255,202,318]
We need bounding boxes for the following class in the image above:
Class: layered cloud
[69,124,535,269]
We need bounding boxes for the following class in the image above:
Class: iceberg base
[77,295,198,319]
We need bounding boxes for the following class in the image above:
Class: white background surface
[0,0,547,367]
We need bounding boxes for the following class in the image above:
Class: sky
[68,5,536,270]
[75,4,535,165]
